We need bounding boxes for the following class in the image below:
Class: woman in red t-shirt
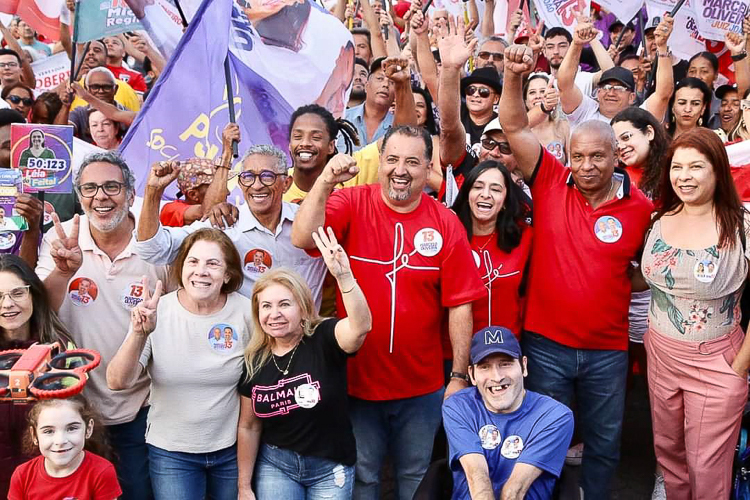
[8,395,121,500]
[451,160,533,338]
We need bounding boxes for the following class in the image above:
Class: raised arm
[43,214,82,311]
[411,10,439,99]
[313,227,372,353]
[290,154,359,249]
[587,37,615,88]
[384,57,417,126]
[729,26,750,102]
[458,454,495,500]
[137,161,181,242]
[201,123,238,216]
[497,44,542,181]
[644,14,674,122]
[0,21,35,89]
[437,16,477,165]
[558,15,598,114]
[360,0,387,59]
[71,83,136,126]
[480,0,495,37]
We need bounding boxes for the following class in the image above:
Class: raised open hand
[50,213,82,277]
[312,226,352,281]
[130,276,163,336]
[436,15,478,69]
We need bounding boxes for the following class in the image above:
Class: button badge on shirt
[501,435,524,459]
[594,216,623,243]
[120,282,146,310]
[244,248,272,275]
[208,324,238,353]
[294,383,320,408]
[68,277,98,307]
[0,231,16,250]
[694,259,718,283]
[479,424,502,450]
[414,228,443,257]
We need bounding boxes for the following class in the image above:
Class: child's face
[34,404,92,476]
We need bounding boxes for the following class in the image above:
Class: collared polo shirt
[36,214,170,425]
[135,201,326,308]
[338,103,393,153]
[523,149,653,351]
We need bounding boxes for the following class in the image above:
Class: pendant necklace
[273,341,300,376]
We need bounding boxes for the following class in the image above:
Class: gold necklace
[272,341,301,376]
[475,231,496,252]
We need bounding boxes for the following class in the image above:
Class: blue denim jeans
[522,331,627,500]
[106,406,153,500]
[349,387,445,500]
[253,443,354,500]
[148,443,238,500]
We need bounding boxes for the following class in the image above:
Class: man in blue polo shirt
[443,327,573,499]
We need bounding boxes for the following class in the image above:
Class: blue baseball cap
[470,326,522,364]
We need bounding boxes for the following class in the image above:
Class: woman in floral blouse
[641,127,750,499]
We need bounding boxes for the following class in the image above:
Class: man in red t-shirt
[104,36,147,95]
[292,125,484,500]
[498,42,653,499]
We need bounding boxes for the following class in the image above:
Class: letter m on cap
[485,329,504,345]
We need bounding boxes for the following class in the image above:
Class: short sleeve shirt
[524,150,653,350]
[317,185,485,400]
[443,388,574,500]
[159,200,192,227]
[238,318,356,465]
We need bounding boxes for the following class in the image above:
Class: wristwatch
[450,371,470,382]
[732,51,748,62]
[214,155,231,169]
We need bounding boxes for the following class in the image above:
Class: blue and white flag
[119,0,354,200]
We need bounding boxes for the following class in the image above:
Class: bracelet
[341,280,358,294]
[540,102,552,114]
[732,51,748,62]
[214,156,231,169]
[657,50,672,58]
[450,371,470,382]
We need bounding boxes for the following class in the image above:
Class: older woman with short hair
[108,228,252,500]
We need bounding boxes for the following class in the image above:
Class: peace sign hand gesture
[50,213,82,277]
[312,226,353,284]
[130,276,163,336]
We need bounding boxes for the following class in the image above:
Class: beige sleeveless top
[641,217,750,341]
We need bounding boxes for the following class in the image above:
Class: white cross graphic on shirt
[478,249,520,328]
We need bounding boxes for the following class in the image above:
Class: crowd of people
[2,0,750,499]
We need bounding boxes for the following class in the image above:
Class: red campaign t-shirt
[159,200,191,227]
[8,452,122,500]
[106,65,147,93]
[524,149,653,351]
[319,184,485,401]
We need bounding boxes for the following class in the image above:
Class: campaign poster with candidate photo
[11,124,74,193]
[0,169,29,238]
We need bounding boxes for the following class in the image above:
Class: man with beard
[558,13,674,130]
[348,57,369,108]
[443,326,573,499]
[36,151,170,500]
[476,37,507,74]
[352,28,373,66]
[291,126,484,500]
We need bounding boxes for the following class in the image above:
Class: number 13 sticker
[120,282,145,310]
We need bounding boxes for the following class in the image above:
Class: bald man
[497,43,654,499]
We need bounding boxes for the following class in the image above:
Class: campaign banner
[119,0,354,201]
[11,124,74,193]
[646,0,704,60]
[31,52,69,97]
[532,0,590,30]
[0,0,63,41]
[728,139,750,202]
[0,169,27,237]
[693,0,748,41]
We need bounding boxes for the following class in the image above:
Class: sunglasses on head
[7,95,32,106]
[466,85,493,98]
[480,138,512,155]
[477,51,504,62]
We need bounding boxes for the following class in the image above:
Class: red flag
[0,0,63,42]
[727,140,750,202]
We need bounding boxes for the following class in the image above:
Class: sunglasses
[742,99,750,110]
[477,51,504,62]
[238,169,283,187]
[480,138,512,155]
[87,84,116,92]
[466,85,493,98]
[7,95,32,106]
[599,84,629,93]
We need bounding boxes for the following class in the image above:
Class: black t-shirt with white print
[238,318,356,466]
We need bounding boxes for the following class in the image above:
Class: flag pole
[172,0,190,27]
[224,56,239,158]
[69,0,80,80]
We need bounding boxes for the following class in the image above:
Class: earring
[698,117,703,126]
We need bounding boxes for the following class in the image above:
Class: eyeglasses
[7,95,32,106]
[0,62,19,69]
[480,138,512,154]
[0,285,30,303]
[466,85,493,98]
[741,99,750,110]
[477,51,504,62]
[599,84,629,93]
[77,181,125,198]
[87,84,116,92]
[238,170,284,187]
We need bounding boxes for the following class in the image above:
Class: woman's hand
[238,488,257,500]
[312,226,354,284]
[131,276,163,336]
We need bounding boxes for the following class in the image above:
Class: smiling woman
[107,228,253,500]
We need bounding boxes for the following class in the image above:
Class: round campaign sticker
[294,383,320,409]
[501,435,524,459]
[244,248,272,275]
[594,216,623,243]
[43,201,54,226]
[479,424,502,450]
[414,228,443,257]
[0,231,16,250]
[208,324,238,354]
[69,277,98,307]
[120,282,146,310]
[694,259,719,283]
